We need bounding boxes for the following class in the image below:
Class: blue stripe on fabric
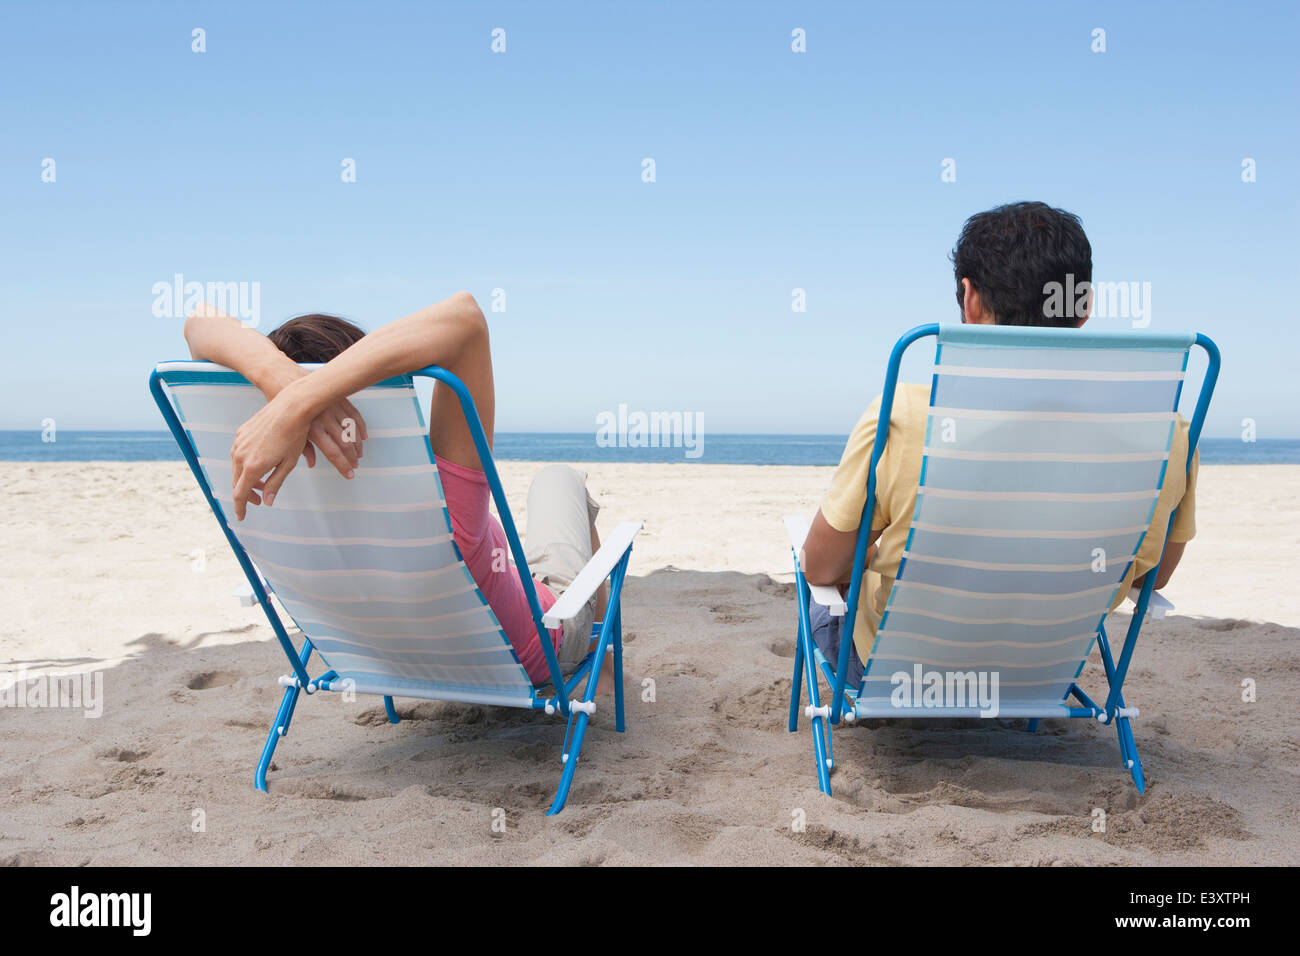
[274,590,491,634]
[220,506,447,543]
[877,610,1107,644]
[937,324,1195,352]
[919,417,1176,456]
[288,606,503,643]
[897,561,1128,596]
[330,671,535,701]
[886,588,1114,624]
[310,632,515,662]
[275,586,489,630]
[913,494,1159,533]
[867,633,1096,668]
[932,376,1181,414]
[921,458,1166,495]
[240,537,461,574]
[861,657,1089,685]
[158,367,412,389]
[904,528,1144,567]
[937,344,1190,373]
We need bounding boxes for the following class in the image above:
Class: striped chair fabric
[154,363,537,708]
[854,325,1194,717]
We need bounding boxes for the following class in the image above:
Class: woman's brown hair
[266,313,366,363]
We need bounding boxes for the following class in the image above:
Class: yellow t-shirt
[819,383,1198,662]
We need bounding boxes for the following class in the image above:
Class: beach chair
[784,323,1219,795]
[150,361,641,814]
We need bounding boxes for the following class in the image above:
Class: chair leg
[548,708,591,815]
[788,624,804,732]
[1117,715,1146,793]
[612,607,626,733]
[1026,718,1039,734]
[810,713,832,796]
[802,635,832,796]
[255,640,317,792]
[254,682,299,793]
[383,696,401,724]
[1095,623,1146,792]
[548,602,619,815]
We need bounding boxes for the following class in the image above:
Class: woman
[183,293,607,687]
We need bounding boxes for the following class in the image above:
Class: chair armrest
[782,515,847,617]
[542,521,643,628]
[1127,586,1175,619]
[234,564,271,607]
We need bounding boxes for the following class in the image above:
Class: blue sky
[2,0,1295,436]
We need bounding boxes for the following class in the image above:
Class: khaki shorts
[524,464,602,672]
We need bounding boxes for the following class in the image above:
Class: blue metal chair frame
[787,324,1220,795]
[151,364,631,815]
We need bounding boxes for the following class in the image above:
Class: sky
[1,0,1296,437]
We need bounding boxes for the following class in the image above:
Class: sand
[0,461,1296,865]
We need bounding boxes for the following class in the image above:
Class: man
[801,201,1197,685]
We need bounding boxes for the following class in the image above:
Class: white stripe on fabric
[929,406,1176,423]
[931,365,1185,382]
[910,521,1149,539]
[294,604,501,627]
[901,551,1137,572]
[873,630,1097,649]
[253,556,466,581]
[275,577,474,605]
[172,384,414,401]
[186,422,427,439]
[893,580,1118,602]
[862,654,1088,669]
[887,607,1101,626]
[212,493,443,514]
[919,487,1159,503]
[326,677,534,708]
[922,447,1168,464]
[238,528,452,548]
[312,624,508,649]
[860,676,1076,688]
[199,457,436,478]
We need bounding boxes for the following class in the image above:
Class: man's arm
[228,293,486,519]
[1134,540,1185,592]
[802,508,880,590]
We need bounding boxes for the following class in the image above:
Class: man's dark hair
[267,313,366,362]
[950,201,1092,328]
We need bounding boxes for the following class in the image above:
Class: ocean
[2,431,1298,466]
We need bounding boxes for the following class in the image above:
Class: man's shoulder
[854,383,931,431]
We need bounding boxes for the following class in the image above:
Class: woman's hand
[229,379,368,520]
[301,396,368,474]
[258,363,368,476]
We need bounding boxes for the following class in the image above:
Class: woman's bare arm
[184,305,301,399]
[184,304,368,485]
[228,292,488,519]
